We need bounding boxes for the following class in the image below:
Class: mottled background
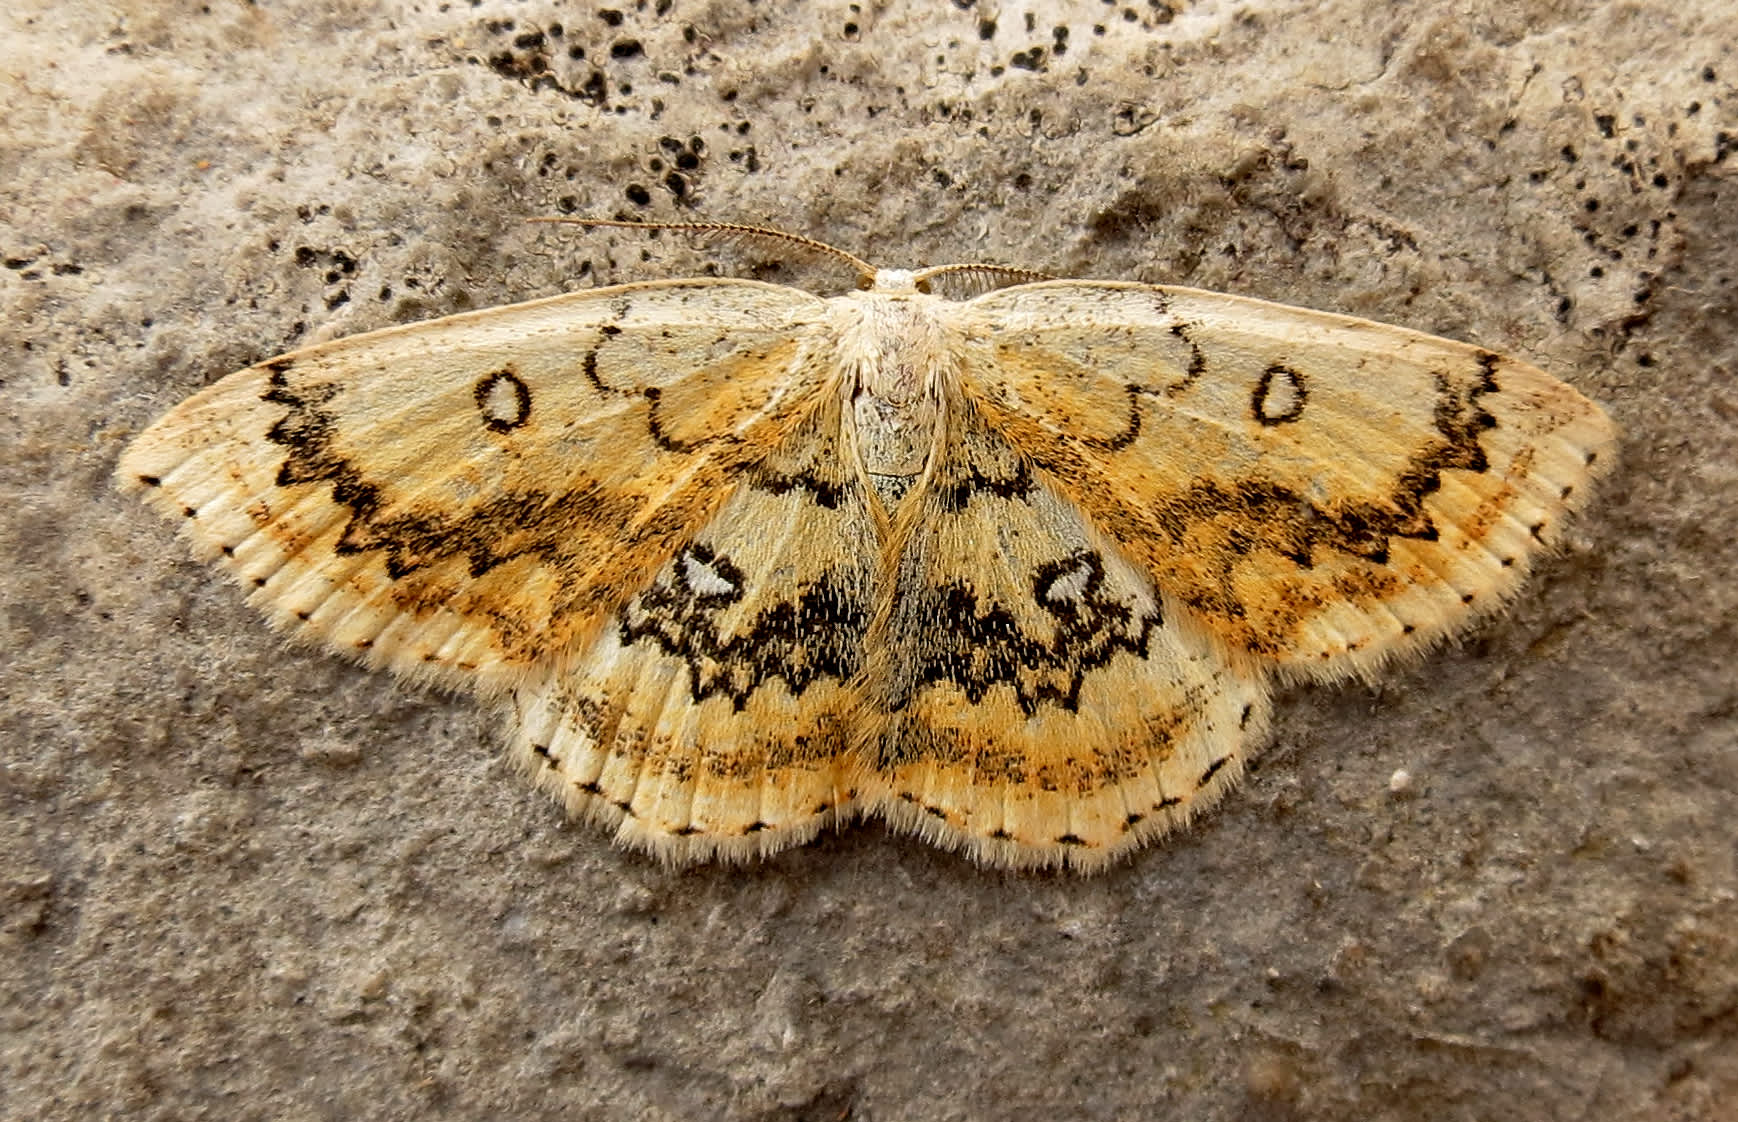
[4,2,1735,1119]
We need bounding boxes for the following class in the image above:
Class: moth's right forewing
[952,282,1616,677]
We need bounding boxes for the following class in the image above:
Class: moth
[119,220,1616,871]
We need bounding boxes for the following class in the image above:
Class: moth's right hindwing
[855,400,1271,870]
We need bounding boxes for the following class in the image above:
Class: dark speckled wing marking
[867,402,1077,723]
[881,545,1161,721]
[620,543,869,711]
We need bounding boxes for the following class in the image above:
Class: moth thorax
[840,295,953,491]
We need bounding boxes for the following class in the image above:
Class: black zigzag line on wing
[619,543,870,710]
[260,354,768,603]
[1148,356,1499,568]
[263,360,650,585]
[886,549,1161,718]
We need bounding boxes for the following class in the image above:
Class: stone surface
[3,1,1734,1118]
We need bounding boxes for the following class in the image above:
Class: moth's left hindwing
[119,279,834,687]
[506,389,880,862]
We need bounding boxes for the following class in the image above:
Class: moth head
[864,268,925,295]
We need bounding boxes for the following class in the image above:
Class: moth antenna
[529,217,878,284]
[912,262,1056,290]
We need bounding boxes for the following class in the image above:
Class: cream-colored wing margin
[118,280,834,688]
[951,283,1617,676]
[506,393,879,862]
[854,402,1270,871]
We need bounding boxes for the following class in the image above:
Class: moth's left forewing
[119,280,838,688]
[951,282,1616,677]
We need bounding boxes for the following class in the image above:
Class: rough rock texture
[3,2,1735,1119]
